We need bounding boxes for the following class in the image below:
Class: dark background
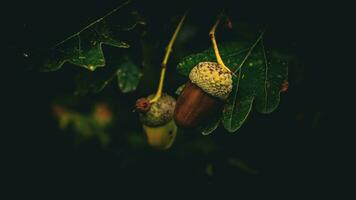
[2,0,348,198]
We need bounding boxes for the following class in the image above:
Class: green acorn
[136,94,177,149]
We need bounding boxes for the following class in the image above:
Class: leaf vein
[261,39,269,112]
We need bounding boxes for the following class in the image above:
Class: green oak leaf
[42,0,144,71]
[75,56,142,95]
[177,33,288,133]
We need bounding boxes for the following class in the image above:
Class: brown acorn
[174,62,233,128]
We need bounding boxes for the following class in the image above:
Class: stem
[209,16,233,74]
[150,13,187,103]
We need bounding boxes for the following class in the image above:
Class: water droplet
[88,65,95,71]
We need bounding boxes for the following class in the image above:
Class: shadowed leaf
[42,0,144,71]
[117,57,143,93]
[75,56,142,95]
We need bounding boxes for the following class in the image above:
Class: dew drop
[88,65,95,71]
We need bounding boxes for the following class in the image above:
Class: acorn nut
[174,62,233,128]
[136,94,177,149]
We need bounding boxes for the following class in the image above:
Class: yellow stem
[209,16,233,74]
[150,13,187,103]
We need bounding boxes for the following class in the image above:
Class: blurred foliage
[52,102,113,146]
[227,158,259,175]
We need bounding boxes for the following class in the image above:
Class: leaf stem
[209,16,233,74]
[150,13,187,103]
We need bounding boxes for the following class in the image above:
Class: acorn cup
[136,94,177,149]
[174,62,233,128]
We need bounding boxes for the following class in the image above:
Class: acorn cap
[189,62,233,99]
[138,94,176,127]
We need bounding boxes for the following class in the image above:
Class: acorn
[135,94,177,149]
[174,62,233,128]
